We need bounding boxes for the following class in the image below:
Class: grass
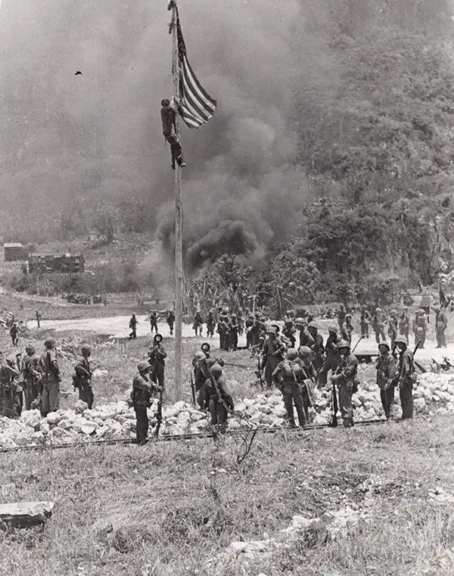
[1,418,454,575]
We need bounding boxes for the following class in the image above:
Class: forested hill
[1,0,454,299]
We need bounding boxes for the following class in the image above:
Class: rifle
[190,370,196,406]
[329,378,339,428]
[352,336,364,354]
[412,340,425,373]
[153,383,164,438]
[224,361,251,370]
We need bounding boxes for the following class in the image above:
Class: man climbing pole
[161,98,186,170]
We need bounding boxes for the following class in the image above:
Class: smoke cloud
[0,0,312,265]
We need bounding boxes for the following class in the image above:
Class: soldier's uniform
[297,322,315,349]
[372,309,386,343]
[282,321,297,348]
[130,363,155,444]
[167,311,175,336]
[148,335,167,390]
[22,346,41,411]
[399,309,410,340]
[388,312,398,349]
[272,350,307,427]
[341,315,354,344]
[308,325,324,374]
[435,309,448,348]
[0,360,20,418]
[149,311,159,334]
[318,327,341,387]
[376,342,397,419]
[39,338,61,416]
[261,328,286,388]
[395,336,415,419]
[360,307,371,338]
[202,364,234,433]
[74,346,94,409]
[207,311,216,338]
[161,98,185,169]
[193,312,203,336]
[229,315,239,351]
[129,315,138,339]
[413,310,427,349]
[332,342,359,428]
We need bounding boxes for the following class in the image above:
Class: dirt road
[27,316,454,363]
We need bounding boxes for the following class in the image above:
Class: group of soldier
[358,305,448,349]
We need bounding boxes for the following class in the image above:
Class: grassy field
[1,418,454,575]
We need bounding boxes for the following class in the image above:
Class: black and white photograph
[1,1,454,574]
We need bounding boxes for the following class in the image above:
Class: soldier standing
[295,318,315,349]
[0,355,20,418]
[399,307,410,340]
[167,310,175,336]
[360,305,371,338]
[130,362,158,444]
[206,310,216,338]
[22,344,41,411]
[394,335,415,419]
[372,307,386,343]
[413,309,427,349]
[272,348,307,428]
[148,334,167,390]
[341,314,354,345]
[39,336,61,417]
[73,345,94,409]
[331,340,359,428]
[282,319,297,348]
[202,363,234,434]
[337,305,346,330]
[10,323,19,347]
[36,310,42,328]
[193,311,203,337]
[149,310,159,334]
[261,325,286,388]
[308,323,324,375]
[317,326,341,387]
[129,314,138,339]
[229,314,239,351]
[388,310,398,349]
[376,341,397,420]
[434,306,448,348]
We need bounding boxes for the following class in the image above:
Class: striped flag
[175,7,217,129]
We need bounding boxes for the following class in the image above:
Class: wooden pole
[172,1,183,401]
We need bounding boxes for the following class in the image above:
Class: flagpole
[171,0,183,401]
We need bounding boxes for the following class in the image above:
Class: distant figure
[193,311,203,336]
[148,334,167,390]
[360,306,371,339]
[129,314,138,339]
[149,310,158,334]
[161,98,186,170]
[36,310,42,328]
[10,323,19,347]
[166,310,175,336]
[434,306,448,348]
[39,337,61,417]
[73,345,94,409]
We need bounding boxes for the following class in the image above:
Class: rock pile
[1,367,454,449]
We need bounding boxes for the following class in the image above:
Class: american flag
[175,8,217,129]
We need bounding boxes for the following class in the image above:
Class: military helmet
[161,98,170,106]
[295,317,305,325]
[376,307,381,312]
[201,342,211,353]
[298,346,312,359]
[231,313,237,318]
[194,351,206,362]
[345,313,352,319]
[391,310,397,315]
[25,344,36,355]
[44,336,56,348]
[137,361,150,372]
[378,341,390,351]
[328,326,338,334]
[266,325,277,335]
[394,335,407,346]
[338,340,351,349]
[81,344,92,354]
[272,323,280,333]
[6,354,16,366]
[210,363,223,378]
[154,334,163,343]
[287,348,298,361]
[308,322,318,330]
